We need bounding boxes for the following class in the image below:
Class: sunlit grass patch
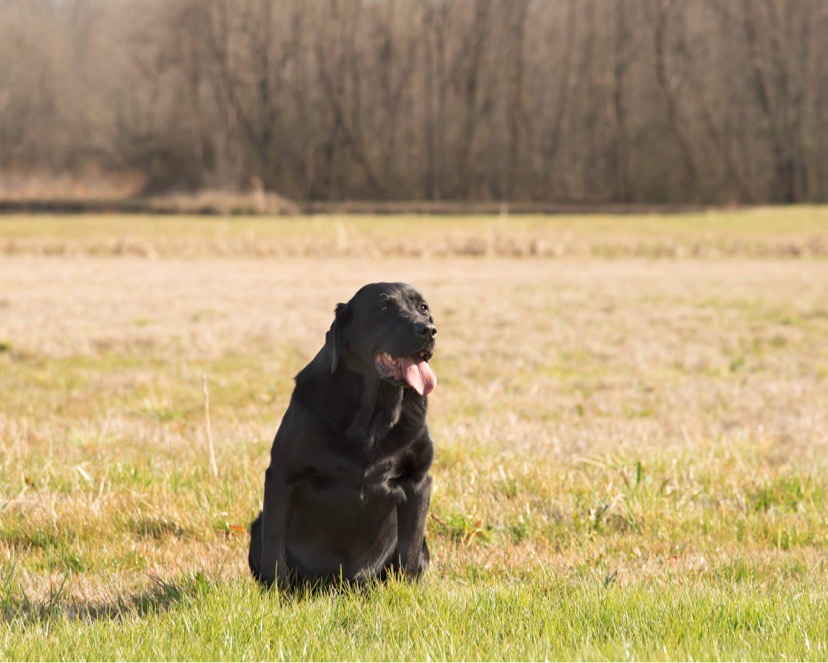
[2,207,828,258]
[1,569,826,660]
[2,214,828,658]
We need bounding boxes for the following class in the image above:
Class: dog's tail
[248,511,264,583]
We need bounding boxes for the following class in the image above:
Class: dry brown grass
[2,207,828,258]
[1,214,827,659]
[0,170,143,202]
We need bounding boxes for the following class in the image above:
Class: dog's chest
[304,438,409,506]
[300,393,428,505]
[356,454,406,503]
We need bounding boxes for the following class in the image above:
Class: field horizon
[1,210,827,659]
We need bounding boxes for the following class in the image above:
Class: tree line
[2,0,827,204]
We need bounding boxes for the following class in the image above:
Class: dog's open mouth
[375,351,437,396]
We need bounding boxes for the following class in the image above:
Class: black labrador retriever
[248,282,438,587]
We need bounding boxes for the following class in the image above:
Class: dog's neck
[345,374,404,444]
[298,348,409,445]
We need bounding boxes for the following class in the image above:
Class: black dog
[248,282,437,587]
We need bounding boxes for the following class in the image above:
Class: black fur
[249,283,437,587]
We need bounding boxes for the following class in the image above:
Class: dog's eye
[379,305,388,312]
[419,303,429,313]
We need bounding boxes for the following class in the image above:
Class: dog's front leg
[396,474,432,577]
[260,466,289,588]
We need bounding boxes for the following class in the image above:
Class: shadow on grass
[1,568,391,625]
[1,571,201,624]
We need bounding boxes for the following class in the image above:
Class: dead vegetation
[3,209,828,259]
[2,1,828,205]
[1,213,827,622]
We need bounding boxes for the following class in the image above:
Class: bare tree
[611,0,633,202]
[642,0,697,197]
[2,0,828,204]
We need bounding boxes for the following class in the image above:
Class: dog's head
[325,283,437,396]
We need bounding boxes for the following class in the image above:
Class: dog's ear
[325,302,350,372]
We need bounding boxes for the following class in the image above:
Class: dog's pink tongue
[401,355,437,396]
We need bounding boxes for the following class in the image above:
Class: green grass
[2,572,826,660]
[2,205,828,258]
[2,209,828,659]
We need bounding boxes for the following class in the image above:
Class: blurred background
[1,0,827,206]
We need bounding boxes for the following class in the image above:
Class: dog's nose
[415,322,437,338]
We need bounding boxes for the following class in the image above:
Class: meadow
[1,209,827,660]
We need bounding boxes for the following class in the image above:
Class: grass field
[1,209,828,659]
